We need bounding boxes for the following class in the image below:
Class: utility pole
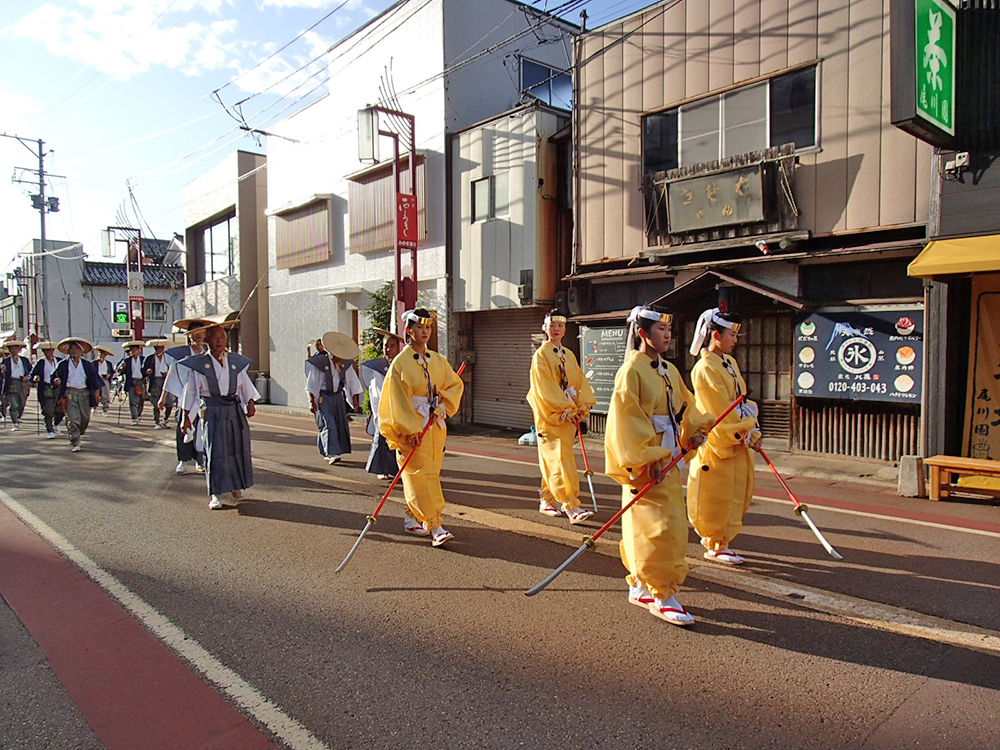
[2,132,63,341]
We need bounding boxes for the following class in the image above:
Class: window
[521,59,572,110]
[347,157,427,255]
[472,173,510,223]
[276,200,331,269]
[643,66,817,173]
[195,213,237,281]
[144,301,167,322]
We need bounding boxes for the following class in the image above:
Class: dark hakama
[365,431,396,475]
[316,389,351,457]
[203,396,254,495]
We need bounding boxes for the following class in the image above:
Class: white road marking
[0,489,330,750]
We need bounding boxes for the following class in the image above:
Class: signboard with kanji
[111,301,129,325]
[965,278,1000,461]
[793,309,924,403]
[666,166,764,234]
[397,193,418,250]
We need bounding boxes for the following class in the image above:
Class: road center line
[0,489,329,750]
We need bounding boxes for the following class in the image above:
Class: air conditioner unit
[518,270,534,305]
[566,285,590,316]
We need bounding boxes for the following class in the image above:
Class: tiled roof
[83,261,184,288]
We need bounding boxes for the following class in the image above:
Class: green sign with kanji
[914,0,956,136]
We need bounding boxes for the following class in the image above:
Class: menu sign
[793,309,923,403]
[580,326,627,414]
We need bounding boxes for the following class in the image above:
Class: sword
[336,361,467,572]
[757,447,844,561]
[525,394,747,596]
[575,418,598,514]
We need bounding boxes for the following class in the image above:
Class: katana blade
[335,518,374,573]
[576,419,599,514]
[585,472,598,514]
[524,540,593,596]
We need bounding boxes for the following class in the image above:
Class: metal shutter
[472,308,547,430]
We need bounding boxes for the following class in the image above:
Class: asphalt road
[1,408,999,750]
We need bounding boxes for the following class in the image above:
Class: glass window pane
[643,111,678,174]
[494,172,510,217]
[679,97,720,165]
[551,73,572,110]
[723,84,767,156]
[473,178,490,222]
[770,67,816,149]
[521,60,550,100]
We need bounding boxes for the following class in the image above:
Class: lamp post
[358,106,417,328]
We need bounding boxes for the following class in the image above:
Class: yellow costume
[686,350,759,551]
[526,341,596,509]
[378,346,464,529]
[605,351,712,599]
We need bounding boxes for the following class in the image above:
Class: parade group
[1,304,760,627]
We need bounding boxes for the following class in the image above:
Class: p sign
[111,301,130,325]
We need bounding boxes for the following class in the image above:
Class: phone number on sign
[827,381,888,395]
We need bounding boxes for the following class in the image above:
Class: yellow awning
[908,236,1000,278]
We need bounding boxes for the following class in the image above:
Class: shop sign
[966,285,1000,460]
[667,166,764,234]
[580,326,627,413]
[793,309,923,403]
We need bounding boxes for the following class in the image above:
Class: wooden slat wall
[577,0,930,265]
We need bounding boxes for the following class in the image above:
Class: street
[2,408,999,750]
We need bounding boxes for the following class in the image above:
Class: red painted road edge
[0,502,276,750]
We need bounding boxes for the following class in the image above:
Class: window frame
[144,300,168,323]
[471,172,511,224]
[520,57,572,110]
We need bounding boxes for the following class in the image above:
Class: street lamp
[357,106,417,329]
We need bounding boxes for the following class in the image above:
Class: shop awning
[649,269,807,309]
[908,236,1000,278]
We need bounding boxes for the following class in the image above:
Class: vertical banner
[397,193,418,250]
[965,274,1000,460]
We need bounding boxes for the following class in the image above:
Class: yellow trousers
[686,444,755,550]
[537,420,581,509]
[398,422,447,529]
[619,471,688,600]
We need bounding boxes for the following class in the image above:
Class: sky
[0,0,655,277]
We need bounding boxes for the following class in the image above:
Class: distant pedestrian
[162,320,209,474]
[144,339,171,429]
[177,319,259,510]
[30,341,65,439]
[94,346,116,416]
[306,331,363,465]
[1,340,31,431]
[361,328,404,479]
[0,343,8,426]
[117,341,147,425]
[55,338,105,452]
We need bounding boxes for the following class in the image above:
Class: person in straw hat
[361,327,404,479]
[161,319,210,473]
[306,331,363,465]
[55,337,105,452]
[526,309,597,524]
[686,308,760,567]
[117,340,147,426]
[604,305,714,626]
[30,341,66,439]
[378,308,465,547]
[1,339,32,431]
[93,345,116,416]
[143,339,172,429]
[0,342,8,426]
[176,318,259,510]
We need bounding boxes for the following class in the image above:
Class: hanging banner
[965,275,1000,460]
[397,193,418,250]
[794,308,924,403]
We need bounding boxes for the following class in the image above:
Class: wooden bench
[924,455,1000,501]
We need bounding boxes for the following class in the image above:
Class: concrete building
[182,150,268,375]
[4,238,184,356]
[569,0,932,462]
[450,102,572,429]
[265,0,576,409]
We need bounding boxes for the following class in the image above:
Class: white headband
[542,314,567,330]
[625,306,673,358]
[688,308,741,356]
[401,309,433,328]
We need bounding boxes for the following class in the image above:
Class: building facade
[264,0,576,409]
[571,0,932,461]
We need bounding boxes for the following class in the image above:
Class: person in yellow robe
[378,309,465,547]
[526,310,597,524]
[686,308,760,565]
[605,306,713,626]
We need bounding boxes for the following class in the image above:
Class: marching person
[30,341,65,439]
[162,320,209,473]
[305,331,363,465]
[527,310,597,524]
[55,337,105,452]
[605,305,713,626]
[361,328,404,480]
[94,346,116,416]
[686,308,761,566]
[117,340,147,426]
[144,339,171,429]
[0,343,8,426]
[1,340,31,431]
[177,319,259,510]
[378,309,464,547]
